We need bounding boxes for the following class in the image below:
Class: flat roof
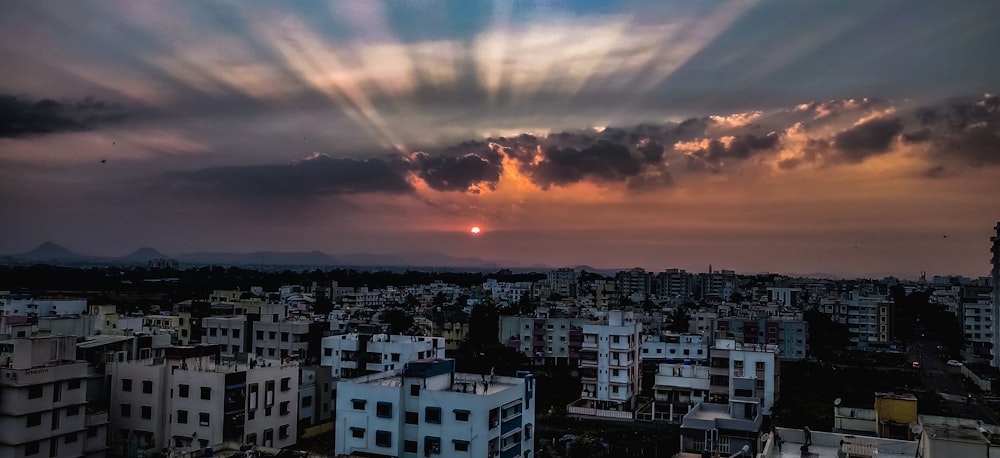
[77,335,132,348]
[922,424,990,444]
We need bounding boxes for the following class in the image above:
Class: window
[199,412,210,426]
[140,405,151,420]
[279,425,289,439]
[66,405,80,416]
[351,427,365,439]
[405,440,418,453]
[324,348,332,357]
[177,410,188,424]
[302,396,312,408]
[454,409,470,421]
[64,433,77,444]
[201,387,211,400]
[246,433,257,445]
[424,436,441,455]
[391,353,400,362]
[376,401,392,418]
[179,384,189,398]
[410,384,420,396]
[405,411,418,424]
[209,328,217,336]
[755,362,765,371]
[27,413,42,427]
[376,430,392,447]
[25,441,40,456]
[28,385,44,399]
[425,406,441,424]
[351,399,366,410]
[454,440,470,452]
[142,380,153,394]
[122,379,132,392]
[68,379,81,390]
[87,427,98,438]
[281,377,291,391]
[233,329,241,338]
[280,401,290,415]
[119,404,131,418]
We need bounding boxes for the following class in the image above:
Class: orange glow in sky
[470,226,481,234]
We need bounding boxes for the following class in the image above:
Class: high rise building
[991,222,1000,367]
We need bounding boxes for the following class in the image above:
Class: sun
[470,226,481,234]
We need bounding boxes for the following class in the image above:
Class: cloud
[678,132,781,172]
[159,153,413,200]
[528,141,643,188]
[832,116,903,162]
[0,94,123,138]
[901,128,932,144]
[408,147,503,193]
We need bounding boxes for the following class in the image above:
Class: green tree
[566,434,607,458]
[667,307,690,332]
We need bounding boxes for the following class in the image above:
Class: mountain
[120,247,170,262]
[15,242,90,262]
[177,250,335,266]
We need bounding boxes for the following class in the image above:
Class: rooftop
[766,428,916,458]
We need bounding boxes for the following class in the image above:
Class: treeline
[0,264,547,302]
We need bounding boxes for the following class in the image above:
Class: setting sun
[470,226,481,234]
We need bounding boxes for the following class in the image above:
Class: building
[546,268,578,298]
[321,333,445,379]
[717,314,808,361]
[298,364,336,433]
[655,268,693,304]
[707,338,780,414]
[335,358,535,458]
[640,333,708,363]
[499,316,587,366]
[819,291,895,349]
[678,381,764,456]
[0,335,108,458]
[148,258,179,270]
[992,222,1000,367]
[427,308,470,353]
[108,345,299,455]
[568,310,642,419]
[0,295,87,318]
[615,268,652,301]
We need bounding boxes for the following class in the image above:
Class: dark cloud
[528,141,646,188]
[939,124,1000,165]
[0,94,123,138]
[408,149,503,193]
[636,138,665,163]
[902,128,932,144]
[160,153,413,199]
[832,117,903,162]
[684,132,781,172]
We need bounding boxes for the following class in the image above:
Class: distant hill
[3,242,554,271]
[15,242,91,262]
[120,247,170,262]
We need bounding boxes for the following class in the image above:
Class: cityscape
[3,1,1000,458]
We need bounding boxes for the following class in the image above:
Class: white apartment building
[569,310,642,418]
[707,338,780,414]
[641,333,709,362]
[336,358,536,458]
[0,336,108,458]
[202,303,316,361]
[341,287,385,309]
[650,362,710,422]
[321,334,445,379]
[109,345,299,455]
[0,295,87,317]
[201,315,247,356]
[499,316,588,366]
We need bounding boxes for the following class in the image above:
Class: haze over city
[2,1,999,278]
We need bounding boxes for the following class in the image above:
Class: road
[911,340,1000,425]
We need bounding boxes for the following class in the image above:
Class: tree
[667,307,690,332]
[312,295,334,315]
[566,434,607,458]
[381,309,414,335]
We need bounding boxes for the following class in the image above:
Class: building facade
[108,345,299,455]
[0,336,107,458]
[335,359,536,458]
[321,334,445,379]
[570,310,643,418]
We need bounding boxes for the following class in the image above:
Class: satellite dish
[910,422,923,435]
[834,397,842,406]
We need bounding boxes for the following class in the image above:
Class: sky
[1,0,999,278]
